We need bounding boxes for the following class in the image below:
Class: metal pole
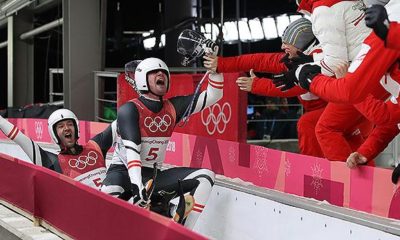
[49,69,54,103]
[20,18,63,40]
[219,0,224,54]
[0,41,7,49]
[7,16,13,107]
[211,0,214,39]
[236,0,242,55]
[0,18,7,28]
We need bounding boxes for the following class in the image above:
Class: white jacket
[307,0,372,76]
[387,0,400,22]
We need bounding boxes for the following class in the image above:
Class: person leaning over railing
[0,109,117,190]
[274,1,400,182]
[203,18,373,158]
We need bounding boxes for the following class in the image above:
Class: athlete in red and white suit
[0,110,117,190]
[101,57,222,229]
[294,0,389,163]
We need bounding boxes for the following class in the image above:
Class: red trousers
[297,108,325,158]
[297,107,373,159]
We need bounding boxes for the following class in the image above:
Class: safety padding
[164,132,400,220]
[0,153,207,240]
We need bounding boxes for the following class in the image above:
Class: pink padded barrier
[0,153,207,240]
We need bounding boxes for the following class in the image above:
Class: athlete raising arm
[0,109,116,189]
[101,53,223,229]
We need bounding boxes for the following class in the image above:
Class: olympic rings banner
[117,72,248,142]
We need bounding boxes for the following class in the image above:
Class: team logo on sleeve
[144,114,172,132]
[69,151,98,170]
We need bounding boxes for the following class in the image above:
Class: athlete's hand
[333,60,349,78]
[203,49,219,73]
[295,64,321,91]
[365,5,389,41]
[236,69,255,92]
[131,184,150,208]
[346,152,368,169]
[271,68,298,91]
[202,39,218,56]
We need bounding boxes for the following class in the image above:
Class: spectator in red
[204,18,372,158]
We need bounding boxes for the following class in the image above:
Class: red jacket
[217,53,327,112]
[310,33,400,104]
[387,22,400,51]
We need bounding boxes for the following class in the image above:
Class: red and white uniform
[111,99,177,184]
[57,141,107,189]
[105,72,223,229]
[305,0,400,161]
[0,116,116,190]
[295,0,384,162]
[298,0,371,76]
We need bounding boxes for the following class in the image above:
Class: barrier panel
[117,72,248,142]
[0,153,207,240]
[164,133,400,220]
[1,118,399,225]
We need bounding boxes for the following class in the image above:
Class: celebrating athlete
[101,54,223,229]
[0,109,116,189]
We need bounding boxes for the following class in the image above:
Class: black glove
[291,51,314,65]
[297,64,321,91]
[392,164,400,184]
[131,184,149,208]
[365,5,389,41]
[279,51,314,70]
[271,68,298,91]
[279,53,295,70]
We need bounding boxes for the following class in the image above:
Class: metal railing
[93,71,119,123]
[48,68,63,103]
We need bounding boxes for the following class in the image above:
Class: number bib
[133,99,176,165]
[57,141,106,190]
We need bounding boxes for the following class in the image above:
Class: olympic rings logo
[68,151,98,170]
[144,114,172,133]
[201,102,232,135]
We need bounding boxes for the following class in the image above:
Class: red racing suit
[217,52,371,158]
